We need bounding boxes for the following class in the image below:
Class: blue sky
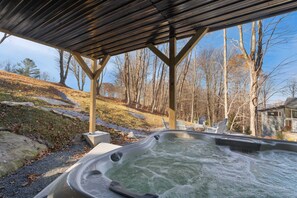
[0,11,297,103]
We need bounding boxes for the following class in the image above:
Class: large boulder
[0,131,47,177]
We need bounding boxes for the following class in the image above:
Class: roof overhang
[1,0,297,59]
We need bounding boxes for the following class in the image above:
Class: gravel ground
[0,141,90,198]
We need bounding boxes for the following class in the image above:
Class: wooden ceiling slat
[60,0,188,50]
[0,0,36,27]
[0,0,297,59]
[39,0,131,42]
[19,1,86,36]
[51,0,153,46]
[75,0,267,54]
[3,1,48,29]
[64,0,239,52]
[82,0,277,56]
[63,0,217,51]
[27,1,99,38]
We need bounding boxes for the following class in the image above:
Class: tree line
[110,17,295,136]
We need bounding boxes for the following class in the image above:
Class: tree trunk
[249,65,258,136]
[223,28,228,119]
[124,53,131,105]
[58,50,71,86]
[59,50,65,85]
[64,54,72,84]
[190,82,195,123]
[150,56,157,112]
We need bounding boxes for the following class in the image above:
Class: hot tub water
[106,138,297,197]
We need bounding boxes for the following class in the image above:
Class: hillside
[0,70,167,150]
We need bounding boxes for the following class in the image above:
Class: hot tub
[46,131,297,198]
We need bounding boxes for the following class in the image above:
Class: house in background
[259,98,297,136]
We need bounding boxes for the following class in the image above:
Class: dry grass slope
[0,70,167,129]
[0,70,168,150]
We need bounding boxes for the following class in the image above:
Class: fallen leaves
[21,173,41,187]
[111,131,139,145]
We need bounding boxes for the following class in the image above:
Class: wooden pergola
[1,0,297,131]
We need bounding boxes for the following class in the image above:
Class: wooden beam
[72,52,94,79]
[94,55,111,80]
[89,59,97,133]
[147,43,170,66]
[169,36,177,130]
[175,28,208,66]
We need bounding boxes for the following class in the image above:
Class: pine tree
[15,58,40,78]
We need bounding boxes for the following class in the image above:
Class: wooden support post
[147,28,208,130]
[89,59,97,133]
[89,55,110,132]
[72,53,110,133]
[169,36,177,129]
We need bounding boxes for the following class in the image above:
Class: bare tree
[40,71,51,81]
[226,53,250,132]
[237,22,262,136]
[189,49,203,122]
[113,49,150,108]
[177,51,192,104]
[283,78,297,98]
[199,47,223,126]
[70,58,86,91]
[1,61,13,72]
[150,46,167,112]
[57,49,72,86]
[124,53,131,105]
[0,33,10,44]
[237,16,286,136]
[96,67,106,95]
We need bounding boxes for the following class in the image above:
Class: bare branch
[250,22,256,60]
[237,25,249,60]
[0,33,10,44]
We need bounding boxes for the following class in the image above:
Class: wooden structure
[1,1,297,131]
[72,53,110,132]
[148,27,208,128]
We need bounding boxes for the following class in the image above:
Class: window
[292,111,297,118]
[268,111,281,117]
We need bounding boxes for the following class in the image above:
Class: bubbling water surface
[106,138,297,197]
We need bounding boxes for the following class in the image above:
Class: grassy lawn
[77,96,166,129]
[0,104,130,150]
[75,96,151,129]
